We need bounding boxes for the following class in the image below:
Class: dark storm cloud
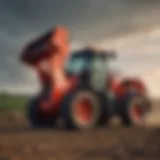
[1,0,160,41]
[0,0,160,92]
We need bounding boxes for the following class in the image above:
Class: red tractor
[21,27,151,129]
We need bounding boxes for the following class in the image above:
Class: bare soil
[0,101,160,160]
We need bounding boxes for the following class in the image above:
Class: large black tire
[60,90,110,129]
[27,97,54,128]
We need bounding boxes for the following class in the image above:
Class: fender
[110,77,147,99]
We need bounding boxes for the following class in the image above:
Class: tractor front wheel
[120,96,150,127]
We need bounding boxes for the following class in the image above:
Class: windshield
[65,52,93,74]
[65,57,89,74]
[65,51,111,75]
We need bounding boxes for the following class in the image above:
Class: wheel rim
[131,104,143,119]
[74,97,94,125]
[71,92,100,128]
[129,101,145,125]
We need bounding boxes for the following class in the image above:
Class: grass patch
[0,93,30,111]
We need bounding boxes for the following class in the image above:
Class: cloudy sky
[0,0,160,97]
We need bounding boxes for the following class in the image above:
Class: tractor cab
[65,48,116,92]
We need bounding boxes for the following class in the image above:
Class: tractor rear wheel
[60,90,108,129]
